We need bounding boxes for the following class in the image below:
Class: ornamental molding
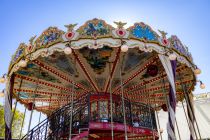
[8,18,196,76]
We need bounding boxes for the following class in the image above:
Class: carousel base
[21,93,158,140]
[70,122,158,140]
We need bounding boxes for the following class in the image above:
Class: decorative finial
[114,21,127,29]
[184,45,189,51]
[19,43,27,48]
[29,35,36,45]
[64,24,77,32]
[158,30,167,38]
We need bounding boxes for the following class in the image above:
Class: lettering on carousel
[89,122,158,136]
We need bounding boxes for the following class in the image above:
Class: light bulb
[121,44,129,52]
[0,90,4,97]
[200,83,205,89]
[160,128,163,133]
[169,53,177,60]
[19,59,27,67]
[64,47,72,55]
[194,68,201,75]
[0,77,6,83]
[0,93,4,97]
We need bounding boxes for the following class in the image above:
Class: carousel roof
[7,18,197,114]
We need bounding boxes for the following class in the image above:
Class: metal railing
[21,94,88,140]
[21,93,157,139]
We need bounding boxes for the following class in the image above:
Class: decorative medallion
[77,18,113,39]
[162,38,169,46]
[158,30,169,46]
[129,23,158,42]
[114,21,127,37]
[9,43,27,70]
[35,27,64,49]
[170,35,192,61]
[64,24,77,40]
[13,43,27,62]
[116,29,126,37]
[65,32,75,40]
[27,35,36,53]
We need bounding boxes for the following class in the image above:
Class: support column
[159,54,177,140]
[5,74,15,140]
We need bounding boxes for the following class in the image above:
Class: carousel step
[71,131,89,140]
[79,128,89,134]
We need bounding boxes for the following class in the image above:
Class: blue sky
[0,0,210,135]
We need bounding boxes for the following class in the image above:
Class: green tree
[0,104,24,139]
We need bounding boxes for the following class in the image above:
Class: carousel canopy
[7,18,197,114]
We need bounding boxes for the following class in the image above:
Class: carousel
[1,18,205,140]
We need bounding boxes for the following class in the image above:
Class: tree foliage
[0,104,24,138]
